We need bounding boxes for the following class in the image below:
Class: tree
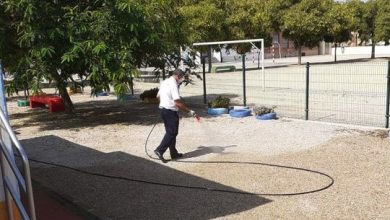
[264,0,301,33]
[2,0,176,113]
[281,0,332,64]
[178,0,271,68]
[224,0,272,54]
[178,0,227,71]
[323,1,353,62]
[374,0,390,45]
[348,0,379,58]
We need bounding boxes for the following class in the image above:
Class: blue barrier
[256,112,277,120]
[208,108,228,116]
[229,109,251,118]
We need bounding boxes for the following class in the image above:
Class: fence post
[242,54,246,106]
[386,61,390,128]
[305,62,310,120]
[202,56,207,104]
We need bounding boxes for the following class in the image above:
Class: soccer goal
[193,39,265,106]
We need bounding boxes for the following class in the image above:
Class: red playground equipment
[29,95,65,112]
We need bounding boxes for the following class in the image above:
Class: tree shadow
[20,135,271,220]
[9,93,239,131]
[10,99,161,130]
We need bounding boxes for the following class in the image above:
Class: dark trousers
[156,108,179,156]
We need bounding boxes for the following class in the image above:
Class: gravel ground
[8,90,390,220]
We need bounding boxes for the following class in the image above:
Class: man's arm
[174,99,191,113]
[175,99,198,118]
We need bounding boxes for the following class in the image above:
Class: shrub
[140,87,159,100]
[208,96,230,108]
[253,105,276,116]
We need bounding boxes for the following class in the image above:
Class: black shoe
[171,153,183,160]
[154,150,167,163]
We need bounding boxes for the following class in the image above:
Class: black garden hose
[21,122,334,197]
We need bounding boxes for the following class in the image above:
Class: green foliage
[3,0,390,113]
[323,2,353,43]
[347,0,378,45]
[263,0,301,32]
[208,96,230,108]
[4,81,18,97]
[374,0,390,43]
[225,0,270,42]
[2,0,183,112]
[282,0,331,47]
[140,87,159,100]
[281,0,332,64]
[179,1,226,44]
[253,105,275,116]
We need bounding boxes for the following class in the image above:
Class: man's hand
[189,110,196,117]
[189,110,200,121]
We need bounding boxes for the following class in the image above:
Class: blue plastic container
[256,112,277,120]
[117,94,135,101]
[208,108,228,116]
[229,109,251,118]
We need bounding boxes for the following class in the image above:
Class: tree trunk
[208,46,212,73]
[58,84,73,113]
[298,45,302,65]
[371,42,376,59]
[51,70,74,113]
[130,76,134,95]
[334,42,337,62]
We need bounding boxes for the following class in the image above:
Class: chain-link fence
[308,61,388,127]
[136,60,390,128]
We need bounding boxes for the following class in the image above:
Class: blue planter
[208,108,228,116]
[256,112,277,120]
[229,109,251,118]
[117,94,135,101]
[98,92,108,96]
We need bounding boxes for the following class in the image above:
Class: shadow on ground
[184,145,237,159]
[10,93,239,131]
[21,135,271,220]
[11,100,161,130]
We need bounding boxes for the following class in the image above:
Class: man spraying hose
[154,69,199,163]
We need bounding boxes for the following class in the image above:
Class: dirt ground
[7,90,390,220]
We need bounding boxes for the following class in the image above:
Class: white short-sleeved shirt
[157,77,180,111]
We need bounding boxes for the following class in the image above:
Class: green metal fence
[179,60,390,128]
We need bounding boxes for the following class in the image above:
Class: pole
[179,46,184,69]
[305,62,310,120]
[261,40,265,91]
[0,60,26,220]
[202,56,207,104]
[272,45,275,63]
[385,61,390,128]
[208,46,212,73]
[242,55,246,106]
[130,76,134,95]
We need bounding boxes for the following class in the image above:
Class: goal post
[193,39,265,106]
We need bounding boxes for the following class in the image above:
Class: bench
[211,65,236,73]
[29,95,65,112]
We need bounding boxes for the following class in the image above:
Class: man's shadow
[184,145,236,159]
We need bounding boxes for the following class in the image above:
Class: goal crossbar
[192,39,266,106]
[193,39,263,46]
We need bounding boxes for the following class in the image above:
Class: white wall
[332,45,390,55]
